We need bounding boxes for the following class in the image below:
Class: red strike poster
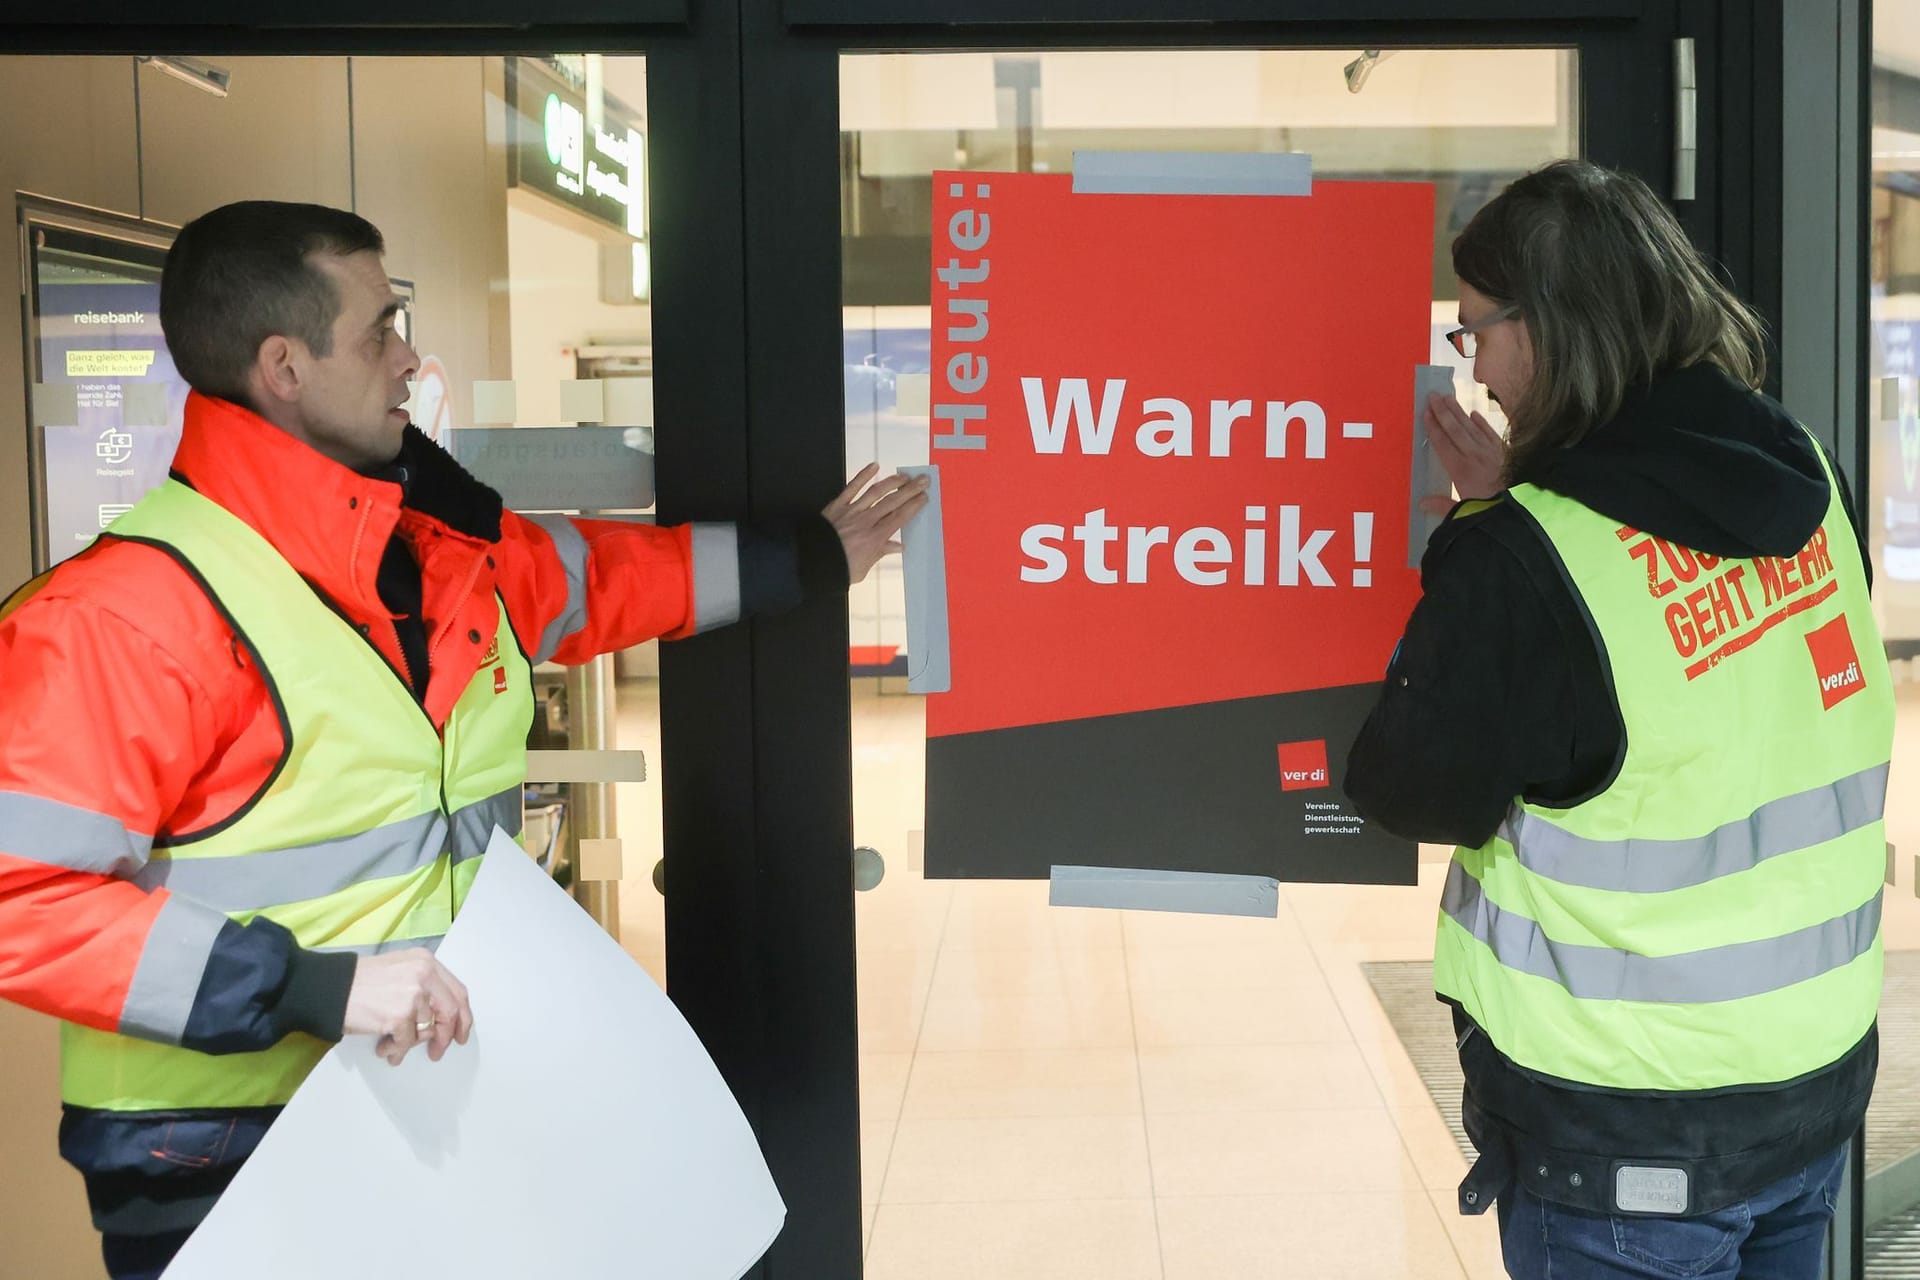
[925,170,1432,884]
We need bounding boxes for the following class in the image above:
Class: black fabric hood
[1522,364,1830,559]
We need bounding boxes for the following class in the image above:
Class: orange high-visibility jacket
[0,390,825,1054]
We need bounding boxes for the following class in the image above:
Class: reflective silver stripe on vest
[135,810,450,912]
[1500,763,1890,894]
[451,787,523,864]
[1441,860,1882,1004]
[131,790,519,913]
[313,934,446,958]
[120,896,227,1043]
[689,523,741,634]
[526,513,590,665]
[0,788,153,878]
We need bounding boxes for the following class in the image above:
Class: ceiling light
[137,55,232,99]
[1344,50,1396,94]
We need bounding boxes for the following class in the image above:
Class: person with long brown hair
[1347,160,1894,1279]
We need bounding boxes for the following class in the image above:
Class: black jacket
[1345,364,1877,1212]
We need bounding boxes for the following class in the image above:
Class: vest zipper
[390,618,421,700]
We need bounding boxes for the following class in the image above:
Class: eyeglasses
[1444,305,1518,358]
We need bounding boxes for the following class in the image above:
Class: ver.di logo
[1278,739,1331,792]
[1805,614,1867,711]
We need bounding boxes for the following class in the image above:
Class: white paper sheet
[165,828,785,1279]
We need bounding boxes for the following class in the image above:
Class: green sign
[511,59,645,239]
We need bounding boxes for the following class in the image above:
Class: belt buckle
[1613,1164,1691,1216]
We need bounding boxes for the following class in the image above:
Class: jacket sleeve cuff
[178,916,357,1054]
[734,515,849,621]
[276,946,358,1043]
[795,512,851,598]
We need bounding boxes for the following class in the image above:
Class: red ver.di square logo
[1805,614,1866,710]
[1278,739,1331,791]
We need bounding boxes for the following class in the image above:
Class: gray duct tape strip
[121,383,172,428]
[1050,865,1280,918]
[899,464,952,694]
[1409,365,1458,566]
[30,383,80,428]
[1072,151,1312,197]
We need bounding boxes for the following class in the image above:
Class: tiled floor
[606,670,1920,1280]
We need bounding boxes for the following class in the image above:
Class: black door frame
[3,5,1797,1277]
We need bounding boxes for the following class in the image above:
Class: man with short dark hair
[0,200,925,1279]
[159,200,388,407]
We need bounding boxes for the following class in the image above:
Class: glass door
[839,46,1578,1279]
[717,0,1751,1271]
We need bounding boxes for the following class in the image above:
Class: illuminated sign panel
[510,58,646,239]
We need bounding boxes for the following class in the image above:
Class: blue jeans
[1496,1145,1848,1279]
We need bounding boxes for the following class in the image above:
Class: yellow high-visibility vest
[1434,437,1892,1091]
[62,480,532,1111]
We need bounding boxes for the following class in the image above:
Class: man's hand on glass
[825,464,931,584]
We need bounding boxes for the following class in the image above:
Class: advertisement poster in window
[29,224,187,571]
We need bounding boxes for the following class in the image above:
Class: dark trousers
[101,1230,197,1280]
[62,1105,278,1280]
[1496,1144,1848,1279]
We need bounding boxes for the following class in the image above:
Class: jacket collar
[393,419,504,545]
[169,391,504,620]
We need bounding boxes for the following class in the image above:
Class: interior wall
[352,56,511,429]
[506,189,653,428]
[0,59,140,593]
[139,57,353,224]
[0,52,510,1277]
[0,56,141,1280]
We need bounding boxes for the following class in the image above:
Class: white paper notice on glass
[164,827,785,1280]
